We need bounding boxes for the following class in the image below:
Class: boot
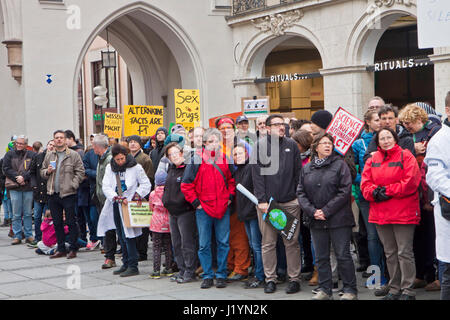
[0,218,9,227]
[308,266,319,286]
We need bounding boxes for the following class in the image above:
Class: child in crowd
[35,210,87,255]
[149,171,173,279]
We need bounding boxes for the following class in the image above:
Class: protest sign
[124,105,163,137]
[326,107,364,156]
[174,89,200,130]
[417,0,450,49]
[241,96,269,118]
[122,201,152,228]
[103,112,123,139]
[208,111,243,128]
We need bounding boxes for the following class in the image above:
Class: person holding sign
[251,114,302,294]
[297,133,357,300]
[98,144,151,277]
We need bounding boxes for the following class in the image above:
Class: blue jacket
[83,148,99,198]
[352,130,374,185]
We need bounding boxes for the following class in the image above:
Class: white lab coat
[424,124,450,263]
[97,163,151,239]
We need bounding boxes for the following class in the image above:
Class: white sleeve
[425,138,450,197]
[135,164,151,198]
[102,165,118,201]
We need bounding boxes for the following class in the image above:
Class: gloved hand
[373,186,391,202]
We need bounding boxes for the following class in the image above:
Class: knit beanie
[127,135,143,148]
[155,170,167,186]
[164,133,185,148]
[311,110,333,130]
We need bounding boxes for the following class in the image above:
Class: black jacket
[297,154,355,229]
[30,151,49,203]
[363,125,415,164]
[163,163,195,216]
[2,149,35,192]
[233,161,257,222]
[251,135,302,204]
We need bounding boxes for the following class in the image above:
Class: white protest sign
[325,107,364,156]
[242,96,269,118]
[417,0,450,49]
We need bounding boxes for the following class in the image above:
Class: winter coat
[41,217,68,247]
[352,130,374,185]
[2,149,35,192]
[181,149,236,219]
[97,161,151,239]
[233,161,257,222]
[361,144,421,225]
[363,125,415,164]
[251,135,302,204]
[149,186,170,233]
[297,154,355,229]
[162,163,195,216]
[96,147,112,206]
[30,151,49,203]
[150,127,168,175]
[83,148,98,198]
[40,148,85,199]
[424,122,450,263]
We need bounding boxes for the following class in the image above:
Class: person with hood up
[97,144,151,277]
[150,127,168,176]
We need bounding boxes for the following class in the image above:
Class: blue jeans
[244,219,264,281]
[84,205,100,242]
[196,208,230,280]
[113,203,138,270]
[360,199,387,285]
[10,190,34,240]
[441,261,450,300]
[3,197,12,220]
[33,201,48,241]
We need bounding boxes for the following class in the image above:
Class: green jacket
[96,147,112,206]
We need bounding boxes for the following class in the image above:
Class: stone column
[429,48,450,116]
[1,0,23,82]
[320,65,374,118]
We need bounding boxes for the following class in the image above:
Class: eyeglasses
[219,126,234,131]
[269,123,284,127]
[15,142,26,146]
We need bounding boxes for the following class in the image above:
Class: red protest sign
[326,107,364,156]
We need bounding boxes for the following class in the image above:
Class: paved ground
[0,221,441,300]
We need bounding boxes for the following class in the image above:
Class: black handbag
[439,194,450,221]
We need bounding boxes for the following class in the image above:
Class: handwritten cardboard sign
[104,112,123,139]
[124,105,164,137]
[418,0,450,48]
[326,107,364,156]
[242,96,269,118]
[174,89,200,129]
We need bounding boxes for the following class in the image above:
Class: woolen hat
[311,110,333,130]
[127,135,143,147]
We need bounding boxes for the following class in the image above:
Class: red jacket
[361,144,421,225]
[181,149,236,219]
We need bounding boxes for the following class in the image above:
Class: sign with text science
[122,201,152,228]
[124,105,163,137]
[103,112,123,139]
[242,96,269,118]
[325,107,364,156]
[174,89,200,125]
[417,0,450,49]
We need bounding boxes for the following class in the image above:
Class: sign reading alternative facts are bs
[124,105,164,137]
[326,107,364,156]
[174,89,200,126]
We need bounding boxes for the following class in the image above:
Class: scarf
[313,156,328,167]
[110,154,137,173]
[300,149,311,161]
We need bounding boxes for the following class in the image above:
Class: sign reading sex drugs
[174,89,200,124]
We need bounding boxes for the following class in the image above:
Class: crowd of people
[0,93,449,300]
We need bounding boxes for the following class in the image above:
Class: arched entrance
[73,3,205,141]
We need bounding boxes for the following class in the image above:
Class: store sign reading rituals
[373,58,430,72]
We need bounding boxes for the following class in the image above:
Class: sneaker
[11,238,21,245]
[149,271,161,279]
[216,278,227,288]
[243,278,265,289]
[35,248,45,255]
[120,268,139,277]
[264,281,277,294]
[200,278,214,289]
[227,271,248,282]
[311,287,320,294]
[85,240,101,251]
[374,284,390,297]
[311,290,332,300]
[338,289,345,297]
[25,237,36,245]
[101,259,116,269]
[381,293,401,300]
[340,293,358,300]
[113,265,128,275]
[425,280,441,291]
[8,230,14,238]
[399,293,416,300]
[27,242,38,248]
[285,281,301,294]
[177,276,196,284]
[170,274,181,282]
[161,268,175,277]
